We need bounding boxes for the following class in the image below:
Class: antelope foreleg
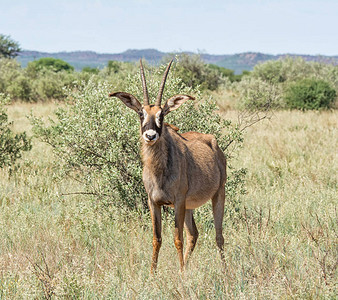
[148,199,162,273]
[174,201,186,271]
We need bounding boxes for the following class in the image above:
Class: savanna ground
[0,101,337,299]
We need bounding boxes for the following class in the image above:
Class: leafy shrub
[0,58,21,96]
[172,54,224,91]
[284,78,336,110]
[32,64,246,215]
[235,57,338,110]
[251,60,286,84]
[6,74,33,101]
[28,57,74,72]
[0,94,32,168]
[32,69,77,101]
[0,59,34,101]
[82,66,99,74]
[0,58,79,102]
[233,76,282,111]
[253,57,338,89]
[107,60,121,74]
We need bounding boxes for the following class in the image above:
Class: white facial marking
[155,110,161,128]
[142,109,149,127]
[143,129,159,143]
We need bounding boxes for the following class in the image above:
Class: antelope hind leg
[212,185,225,263]
[184,209,199,267]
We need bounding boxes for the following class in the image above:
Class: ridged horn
[139,59,149,106]
[155,59,174,107]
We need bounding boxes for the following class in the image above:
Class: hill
[17,49,338,74]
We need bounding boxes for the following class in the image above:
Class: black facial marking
[155,114,163,136]
[140,111,164,137]
[158,112,164,126]
[138,111,144,123]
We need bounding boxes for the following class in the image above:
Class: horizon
[19,48,338,57]
[1,0,337,56]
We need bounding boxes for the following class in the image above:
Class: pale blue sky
[0,0,337,55]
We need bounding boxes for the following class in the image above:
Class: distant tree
[172,54,223,90]
[82,66,99,74]
[231,70,251,82]
[208,64,249,82]
[209,64,234,78]
[0,34,21,58]
[107,60,121,74]
[29,57,74,72]
[284,78,336,110]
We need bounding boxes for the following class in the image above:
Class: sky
[0,0,337,55]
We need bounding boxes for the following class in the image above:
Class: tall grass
[0,103,337,298]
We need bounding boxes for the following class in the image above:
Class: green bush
[284,78,336,110]
[0,58,79,102]
[234,58,338,110]
[32,64,246,216]
[28,57,74,72]
[252,57,338,89]
[107,60,121,74]
[82,66,99,74]
[0,94,32,168]
[0,59,34,101]
[251,60,286,84]
[233,76,282,111]
[172,54,224,91]
[32,68,77,101]
[0,58,21,96]
[6,74,33,101]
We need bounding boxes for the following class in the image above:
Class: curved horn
[155,59,174,107]
[140,59,149,106]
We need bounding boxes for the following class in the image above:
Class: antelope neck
[141,125,170,173]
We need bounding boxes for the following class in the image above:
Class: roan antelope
[110,59,226,272]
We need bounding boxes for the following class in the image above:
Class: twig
[60,191,110,197]
[301,223,319,246]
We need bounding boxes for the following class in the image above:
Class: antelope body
[110,59,226,272]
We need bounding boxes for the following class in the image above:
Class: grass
[0,102,337,299]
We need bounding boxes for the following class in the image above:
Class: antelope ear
[109,92,142,113]
[162,95,195,116]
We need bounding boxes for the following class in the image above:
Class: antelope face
[110,59,194,146]
[140,105,163,145]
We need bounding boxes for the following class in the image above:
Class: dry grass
[0,102,337,299]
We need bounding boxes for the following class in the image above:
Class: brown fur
[110,60,227,272]
[142,125,226,209]
[141,123,226,271]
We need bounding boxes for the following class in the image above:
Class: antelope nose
[146,133,156,140]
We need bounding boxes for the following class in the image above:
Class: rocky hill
[17,49,338,74]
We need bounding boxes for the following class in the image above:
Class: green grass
[0,103,337,298]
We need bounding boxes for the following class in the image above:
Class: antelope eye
[138,111,144,118]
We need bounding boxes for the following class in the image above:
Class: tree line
[1,34,337,173]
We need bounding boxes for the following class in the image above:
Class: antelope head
[110,59,194,145]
